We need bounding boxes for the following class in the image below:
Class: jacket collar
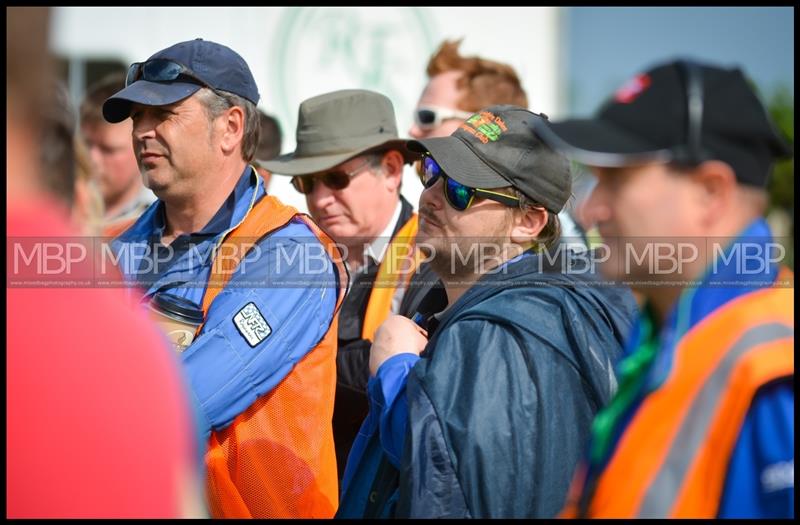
[117,166,262,245]
[642,218,780,390]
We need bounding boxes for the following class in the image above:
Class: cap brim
[261,139,416,176]
[532,118,674,167]
[408,136,510,189]
[102,80,203,123]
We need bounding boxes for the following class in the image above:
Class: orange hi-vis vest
[199,195,348,518]
[103,217,137,238]
[562,273,794,518]
[360,213,422,341]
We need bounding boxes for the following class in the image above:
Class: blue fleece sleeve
[373,353,420,467]
[718,380,794,518]
[339,352,420,501]
[181,220,338,438]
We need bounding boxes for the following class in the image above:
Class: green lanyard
[589,308,659,465]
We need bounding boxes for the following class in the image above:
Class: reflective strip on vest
[637,322,793,518]
[583,280,793,518]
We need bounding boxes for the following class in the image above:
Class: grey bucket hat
[261,89,416,175]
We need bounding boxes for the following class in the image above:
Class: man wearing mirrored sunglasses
[261,89,430,483]
[339,105,637,518]
[534,59,794,519]
[103,38,348,518]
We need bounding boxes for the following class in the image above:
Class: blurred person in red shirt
[7,7,204,518]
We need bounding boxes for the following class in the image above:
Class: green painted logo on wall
[270,8,437,140]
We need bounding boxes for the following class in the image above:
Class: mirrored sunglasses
[417,155,520,211]
[125,58,207,88]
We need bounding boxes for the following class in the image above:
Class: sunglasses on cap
[417,155,520,211]
[126,58,208,88]
[290,157,375,195]
[414,105,475,131]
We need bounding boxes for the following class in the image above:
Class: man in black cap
[104,38,348,518]
[339,105,637,518]
[534,59,794,518]
[261,89,430,480]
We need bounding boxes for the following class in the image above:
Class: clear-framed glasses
[414,105,475,131]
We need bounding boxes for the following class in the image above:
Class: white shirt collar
[363,200,403,265]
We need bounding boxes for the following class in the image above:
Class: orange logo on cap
[459,111,508,144]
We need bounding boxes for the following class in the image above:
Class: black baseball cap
[103,38,260,123]
[533,58,792,187]
[407,105,571,213]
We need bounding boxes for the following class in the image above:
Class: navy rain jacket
[395,250,637,517]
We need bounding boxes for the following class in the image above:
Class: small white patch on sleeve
[233,302,272,347]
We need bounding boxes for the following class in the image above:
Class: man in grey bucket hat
[262,89,427,480]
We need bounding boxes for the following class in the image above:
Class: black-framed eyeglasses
[290,158,375,195]
[125,58,208,88]
[414,105,475,131]
[417,155,520,211]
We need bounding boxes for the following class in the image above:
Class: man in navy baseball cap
[103,38,260,123]
[104,38,347,518]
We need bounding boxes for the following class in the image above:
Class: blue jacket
[111,168,338,439]
[689,219,792,518]
[339,249,637,518]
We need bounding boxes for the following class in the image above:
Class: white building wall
[52,7,563,212]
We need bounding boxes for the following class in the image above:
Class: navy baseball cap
[533,59,792,187]
[103,38,260,123]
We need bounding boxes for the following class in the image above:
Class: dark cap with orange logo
[407,105,572,213]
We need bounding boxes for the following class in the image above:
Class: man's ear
[691,160,737,229]
[509,205,548,245]
[219,106,245,156]
[380,149,405,191]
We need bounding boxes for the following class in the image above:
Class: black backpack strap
[363,454,400,518]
